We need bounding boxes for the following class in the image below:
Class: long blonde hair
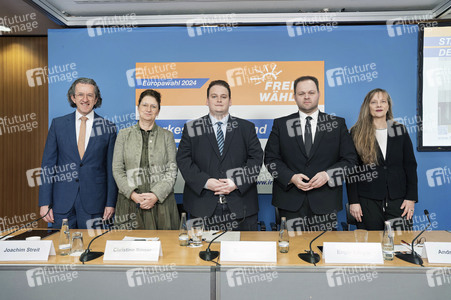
[351,88,394,165]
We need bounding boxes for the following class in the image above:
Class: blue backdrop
[48,25,450,230]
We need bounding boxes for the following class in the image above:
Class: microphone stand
[199,230,227,261]
[79,228,112,263]
[199,206,246,262]
[0,205,52,241]
[395,210,431,266]
[298,230,327,266]
[79,217,133,263]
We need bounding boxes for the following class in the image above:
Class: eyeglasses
[74,93,96,101]
[140,103,159,110]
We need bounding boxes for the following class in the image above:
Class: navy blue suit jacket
[39,112,118,215]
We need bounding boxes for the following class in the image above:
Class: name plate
[0,241,56,261]
[220,241,277,263]
[423,242,451,264]
[103,241,162,261]
[323,242,384,264]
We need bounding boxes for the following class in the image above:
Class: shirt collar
[76,110,94,121]
[209,114,229,126]
[298,109,319,122]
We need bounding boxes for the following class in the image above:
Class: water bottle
[58,219,71,255]
[382,221,394,261]
[279,217,290,253]
[178,213,189,246]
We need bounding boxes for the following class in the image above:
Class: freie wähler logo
[225,63,282,88]
[326,63,378,87]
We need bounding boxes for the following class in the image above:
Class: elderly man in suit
[177,80,263,231]
[39,77,117,229]
[265,76,357,231]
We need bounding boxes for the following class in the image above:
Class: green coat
[112,123,179,230]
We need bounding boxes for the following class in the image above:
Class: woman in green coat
[112,89,179,229]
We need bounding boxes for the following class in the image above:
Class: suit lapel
[384,129,393,163]
[82,112,100,161]
[67,112,81,162]
[221,116,236,160]
[205,115,222,159]
[307,112,326,161]
[288,112,308,158]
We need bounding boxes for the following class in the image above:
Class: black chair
[270,207,281,231]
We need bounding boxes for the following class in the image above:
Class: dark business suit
[347,122,418,230]
[176,115,263,227]
[39,112,118,229]
[265,112,357,217]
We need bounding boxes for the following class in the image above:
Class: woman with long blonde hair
[347,88,418,230]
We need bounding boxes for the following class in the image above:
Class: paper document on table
[394,244,425,258]
[122,236,159,241]
[203,231,241,242]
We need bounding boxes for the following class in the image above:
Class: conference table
[1,229,450,300]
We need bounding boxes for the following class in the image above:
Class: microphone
[79,227,111,263]
[298,230,327,266]
[395,209,431,266]
[79,217,134,263]
[199,206,246,262]
[0,205,53,241]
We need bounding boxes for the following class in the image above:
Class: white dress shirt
[298,109,319,143]
[209,114,229,140]
[75,110,94,151]
[375,128,388,159]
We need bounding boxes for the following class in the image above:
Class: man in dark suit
[177,80,263,231]
[265,76,357,230]
[39,77,117,229]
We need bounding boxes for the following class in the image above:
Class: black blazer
[176,115,263,218]
[264,112,357,214]
[347,123,418,204]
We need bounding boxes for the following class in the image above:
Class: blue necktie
[216,122,224,155]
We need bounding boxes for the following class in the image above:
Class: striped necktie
[216,122,224,155]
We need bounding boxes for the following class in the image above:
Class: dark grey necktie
[304,116,312,155]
